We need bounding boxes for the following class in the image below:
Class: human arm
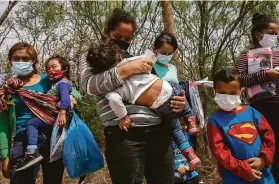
[237,50,279,87]
[57,82,71,127]
[207,121,253,181]
[80,52,153,95]
[257,115,275,167]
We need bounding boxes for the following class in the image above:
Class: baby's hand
[177,165,188,175]
[58,110,66,127]
[119,115,131,132]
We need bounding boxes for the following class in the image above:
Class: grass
[0,129,222,184]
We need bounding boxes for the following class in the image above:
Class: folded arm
[207,122,253,181]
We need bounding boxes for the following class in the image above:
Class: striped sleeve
[80,52,124,95]
[236,50,268,87]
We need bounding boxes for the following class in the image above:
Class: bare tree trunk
[159,1,182,79]
[0,1,18,27]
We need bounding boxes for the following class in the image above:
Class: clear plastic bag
[189,82,205,128]
[246,48,276,101]
[63,111,104,178]
[49,121,67,162]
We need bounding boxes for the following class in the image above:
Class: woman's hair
[45,55,71,79]
[86,41,123,74]
[8,42,38,73]
[251,13,277,45]
[154,32,178,50]
[103,8,137,38]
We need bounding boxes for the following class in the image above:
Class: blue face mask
[156,54,173,65]
[11,61,34,76]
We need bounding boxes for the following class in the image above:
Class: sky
[0,1,9,14]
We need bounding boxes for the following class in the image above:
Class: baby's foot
[186,116,200,135]
[182,147,201,170]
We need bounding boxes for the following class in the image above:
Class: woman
[152,33,202,184]
[80,8,186,184]
[0,42,79,184]
[236,13,279,183]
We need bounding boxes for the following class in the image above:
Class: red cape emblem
[227,122,258,145]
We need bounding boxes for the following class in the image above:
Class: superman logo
[227,122,258,145]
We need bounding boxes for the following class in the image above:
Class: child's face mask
[214,93,241,111]
[47,69,64,81]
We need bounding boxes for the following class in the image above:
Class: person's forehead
[114,23,133,36]
[47,59,60,66]
[215,80,240,89]
[13,49,29,56]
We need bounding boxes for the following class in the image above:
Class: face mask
[111,39,130,51]
[47,69,64,81]
[259,34,277,48]
[156,54,173,65]
[214,93,241,111]
[11,61,33,76]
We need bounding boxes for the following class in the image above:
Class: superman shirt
[207,106,275,184]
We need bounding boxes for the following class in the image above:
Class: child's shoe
[16,150,43,172]
[182,147,201,171]
[186,116,200,135]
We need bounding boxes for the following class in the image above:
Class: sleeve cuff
[114,67,125,86]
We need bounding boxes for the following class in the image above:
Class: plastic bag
[49,121,67,162]
[63,111,104,178]
[189,82,205,128]
[246,48,276,102]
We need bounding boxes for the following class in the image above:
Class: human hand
[248,157,265,171]
[1,157,10,178]
[266,69,279,81]
[58,110,66,127]
[177,165,188,175]
[119,115,131,132]
[70,95,77,108]
[247,169,262,182]
[171,90,186,113]
[117,57,154,80]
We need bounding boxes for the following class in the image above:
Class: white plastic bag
[49,121,67,162]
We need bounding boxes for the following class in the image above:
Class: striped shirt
[237,48,279,102]
[80,53,161,127]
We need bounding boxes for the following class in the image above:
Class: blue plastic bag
[63,111,104,178]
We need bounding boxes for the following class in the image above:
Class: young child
[172,120,202,184]
[86,41,200,170]
[207,69,275,184]
[16,55,72,171]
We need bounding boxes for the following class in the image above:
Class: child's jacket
[207,106,274,184]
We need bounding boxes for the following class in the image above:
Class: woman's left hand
[171,90,186,113]
[70,95,77,108]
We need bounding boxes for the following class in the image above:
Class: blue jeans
[26,117,52,153]
[154,82,193,152]
[104,123,174,184]
[10,131,64,184]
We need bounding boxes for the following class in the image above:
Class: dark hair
[213,68,241,88]
[251,13,277,45]
[45,55,71,79]
[86,41,124,74]
[8,42,38,73]
[104,8,137,37]
[154,33,178,50]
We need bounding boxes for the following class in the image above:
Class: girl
[237,13,279,183]
[15,55,72,171]
[152,33,202,184]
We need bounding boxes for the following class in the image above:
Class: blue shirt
[15,74,50,134]
[153,63,179,84]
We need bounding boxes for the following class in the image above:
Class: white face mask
[156,54,173,65]
[11,61,34,76]
[259,34,277,48]
[214,93,241,111]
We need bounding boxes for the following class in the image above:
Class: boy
[207,69,275,184]
[86,41,200,170]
